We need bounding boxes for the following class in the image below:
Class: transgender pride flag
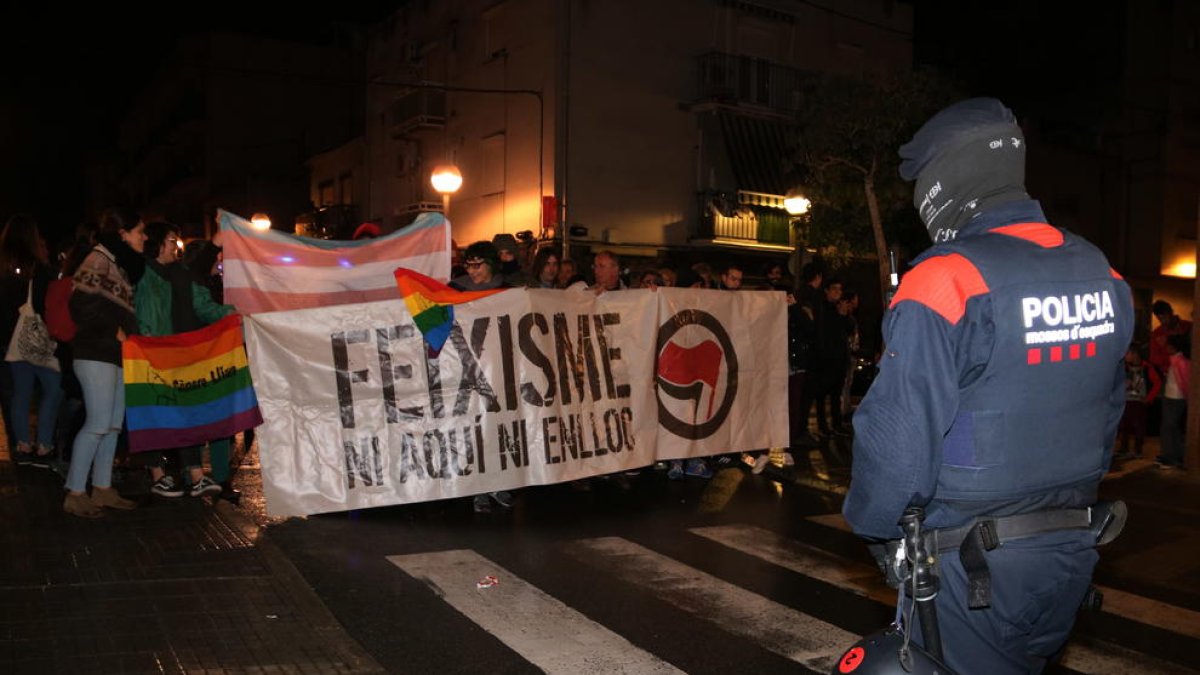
[219,210,450,314]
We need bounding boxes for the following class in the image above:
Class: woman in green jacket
[135,222,234,498]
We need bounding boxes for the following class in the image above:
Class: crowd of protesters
[5,214,1191,519]
[0,211,238,519]
[447,236,866,491]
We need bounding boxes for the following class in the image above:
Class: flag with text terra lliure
[122,314,263,453]
[393,268,505,354]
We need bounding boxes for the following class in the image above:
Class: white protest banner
[245,287,787,517]
[652,288,789,459]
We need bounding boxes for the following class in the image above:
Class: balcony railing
[389,89,447,137]
[696,52,811,114]
[697,190,792,246]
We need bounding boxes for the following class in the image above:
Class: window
[318,180,335,207]
[339,173,354,205]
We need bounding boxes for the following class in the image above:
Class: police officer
[843,98,1133,674]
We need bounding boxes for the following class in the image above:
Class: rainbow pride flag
[393,268,504,353]
[122,314,263,453]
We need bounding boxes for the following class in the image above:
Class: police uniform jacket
[843,200,1134,540]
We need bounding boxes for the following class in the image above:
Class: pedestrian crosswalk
[386,519,1200,674]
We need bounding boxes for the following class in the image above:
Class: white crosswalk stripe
[387,549,683,675]
[387,528,1199,674]
[697,522,1199,675]
[562,536,856,673]
[804,513,1200,640]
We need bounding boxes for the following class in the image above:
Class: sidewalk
[0,446,384,674]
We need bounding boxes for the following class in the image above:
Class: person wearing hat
[449,241,508,292]
[447,240,512,513]
[842,98,1134,673]
[491,233,528,287]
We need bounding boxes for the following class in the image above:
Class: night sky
[0,4,395,239]
[0,1,1137,239]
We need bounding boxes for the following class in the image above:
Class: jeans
[66,360,125,492]
[9,361,63,447]
[1160,398,1187,466]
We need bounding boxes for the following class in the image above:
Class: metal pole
[1187,194,1200,474]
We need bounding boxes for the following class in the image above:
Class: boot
[91,486,137,510]
[64,492,104,519]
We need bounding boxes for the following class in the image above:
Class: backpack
[44,276,77,343]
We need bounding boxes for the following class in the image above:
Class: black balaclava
[899,98,1029,243]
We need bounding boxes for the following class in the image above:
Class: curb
[214,500,387,673]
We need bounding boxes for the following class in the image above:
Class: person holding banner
[63,208,146,518]
[449,241,514,512]
[135,222,234,498]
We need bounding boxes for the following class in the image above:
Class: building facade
[357,0,912,259]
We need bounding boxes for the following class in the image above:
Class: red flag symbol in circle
[656,339,723,420]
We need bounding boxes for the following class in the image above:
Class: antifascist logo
[655,310,738,439]
[838,646,866,673]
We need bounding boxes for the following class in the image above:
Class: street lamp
[250,213,272,231]
[430,164,463,217]
[784,190,811,216]
[784,188,812,279]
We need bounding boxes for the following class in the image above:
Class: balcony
[696,190,793,250]
[389,89,447,137]
[696,52,811,115]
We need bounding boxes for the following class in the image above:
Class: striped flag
[122,314,263,453]
[393,268,504,354]
[219,210,450,314]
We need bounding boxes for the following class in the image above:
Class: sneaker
[151,476,185,498]
[189,476,222,497]
[489,490,514,508]
[684,459,713,479]
[473,494,492,513]
[29,444,55,468]
[667,461,684,480]
[751,454,770,475]
[28,455,53,469]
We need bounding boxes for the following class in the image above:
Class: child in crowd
[1115,343,1159,461]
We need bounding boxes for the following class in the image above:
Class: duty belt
[880,503,1126,610]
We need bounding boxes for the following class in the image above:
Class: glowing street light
[250,212,272,231]
[431,164,463,217]
[784,191,811,216]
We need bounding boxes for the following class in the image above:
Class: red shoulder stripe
[890,253,989,324]
[990,222,1064,248]
[1110,267,1123,280]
